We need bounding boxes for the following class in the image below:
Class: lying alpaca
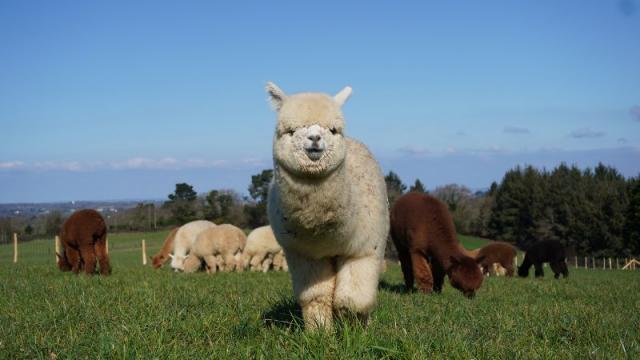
[240,225,283,272]
[58,209,111,275]
[475,241,517,277]
[169,220,216,271]
[518,240,568,279]
[390,192,484,298]
[183,224,246,273]
[266,82,389,330]
[151,227,179,269]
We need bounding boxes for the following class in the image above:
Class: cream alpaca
[241,225,283,272]
[266,82,389,330]
[169,220,216,271]
[183,224,246,273]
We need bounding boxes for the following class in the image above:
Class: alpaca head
[151,254,167,269]
[448,255,485,298]
[517,264,529,277]
[266,82,352,178]
[170,253,189,272]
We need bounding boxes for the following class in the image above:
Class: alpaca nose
[307,134,321,143]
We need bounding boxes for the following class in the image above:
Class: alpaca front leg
[286,251,336,331]
[333,255,382,324]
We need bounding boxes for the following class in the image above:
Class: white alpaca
[183,224,247,273]
[266,82,389,330]
[169,220,216,271]
[240,225,283,272]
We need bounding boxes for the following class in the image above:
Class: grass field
[1,231,639,359]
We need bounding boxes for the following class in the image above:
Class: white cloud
[0,161,25,169]
[0,157,267,172]
[630,106,640,122]
[503,126,530,134]
[569,128,605,139]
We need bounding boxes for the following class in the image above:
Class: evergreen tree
[385,171,407,207]
[245,169,273,227]
[165,183,198,225]
[409,179,426,193]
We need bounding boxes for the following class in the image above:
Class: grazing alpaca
[475,241,517,277]
[518,240,568,279]
[183,224,247,273]
[58,209,111,275]
[170,220,217,271]
[151,227,179,269]
[240,225,283,272]
[266,82,389,330]
[390,192,484,298]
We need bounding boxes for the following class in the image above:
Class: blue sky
[1,0,639,203]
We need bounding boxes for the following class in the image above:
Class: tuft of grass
[1,231,638,358]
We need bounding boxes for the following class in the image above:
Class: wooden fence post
[616,258,619,269]
[584,256,587,269]
[13,233,18,263]
[603,258,606,270]
[105,237,109,255]
[55,235,61,262]
[592,257,595,269]
[142,239,147,266]
[608,258,612,270]
[574,256,578,269]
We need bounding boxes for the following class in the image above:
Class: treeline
[0,169,275,241]
[385,163,640,257]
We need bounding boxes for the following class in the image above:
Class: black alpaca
[518,240,568,279]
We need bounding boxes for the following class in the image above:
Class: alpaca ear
[334,86,352,106]
[266,82,287,111]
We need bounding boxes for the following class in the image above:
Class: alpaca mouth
[305,148,324,161]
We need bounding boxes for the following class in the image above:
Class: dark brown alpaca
[151,227,178,269]
[390,192,485,298]
[58,209,111,275]
[475,241,517,277]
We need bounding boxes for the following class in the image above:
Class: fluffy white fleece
[170,220,216,271]
[183,224,246,273]
[241,225,283,272]
[266,82,389,330]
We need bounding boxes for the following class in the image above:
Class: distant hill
[0,200,163,218]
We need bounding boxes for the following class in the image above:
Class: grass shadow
[378,279,413,294]
[262,297,304,331]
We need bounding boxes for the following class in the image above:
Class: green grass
[1,232,639,359]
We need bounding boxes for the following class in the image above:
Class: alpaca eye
[330,128,338,135]
[285,130,295,136]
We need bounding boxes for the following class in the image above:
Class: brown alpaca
[474,241,517,277]
[390,192,484,298]
[151,227,179,269]
[58,209,111,275]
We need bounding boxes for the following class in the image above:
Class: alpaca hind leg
[504,261,515,277]
[534,262,544,277]
[262,254,274,273]
[286,251,335,331]
[397,248,414,291]
[430,259,446,293]
[202,255,218,273]
[334,255,381,324]
[79,245,97,275]
[560,261,569,278]
[411,251,434,293]
[66,247,82,274]
[94,235,111,275]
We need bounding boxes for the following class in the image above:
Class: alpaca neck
[275,161,351,236]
